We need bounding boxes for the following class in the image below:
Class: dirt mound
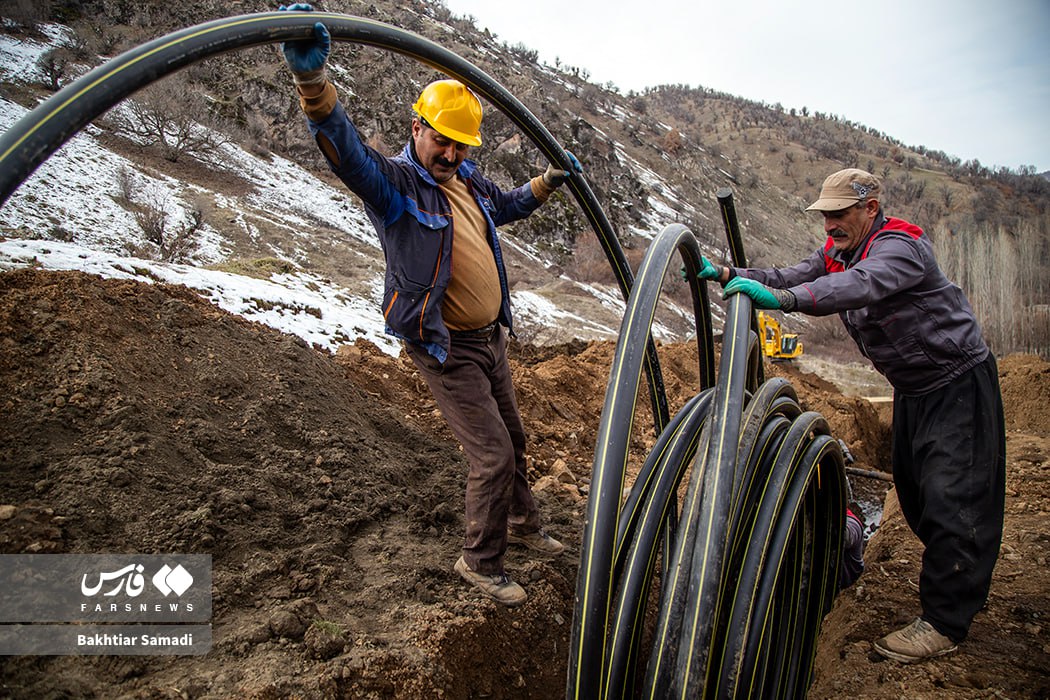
[998,353,1050,435]
[1,269,1047,698]
[0,269,572,697]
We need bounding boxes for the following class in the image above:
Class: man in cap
[280,5,581,607]
[695,168,1005,662]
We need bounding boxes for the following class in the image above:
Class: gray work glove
[543,150,583,188]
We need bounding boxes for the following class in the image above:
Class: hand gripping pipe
[0,12,846,697]
[717,187,763,387]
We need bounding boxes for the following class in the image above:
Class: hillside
[2,0,1049,358]
[1,269,1048,698]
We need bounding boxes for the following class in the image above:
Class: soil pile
[1,269,1047,698]
[998,353,1050,435]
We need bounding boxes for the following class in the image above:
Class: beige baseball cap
[806,168,881,211]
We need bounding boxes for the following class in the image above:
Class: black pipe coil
[574,222,847,699]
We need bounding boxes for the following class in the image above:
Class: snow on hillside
[0,99,228,262]
[0,24,691,355]
[0,20,70,82]
[0,237,399,354]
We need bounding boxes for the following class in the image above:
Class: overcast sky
[441,0,1050,173]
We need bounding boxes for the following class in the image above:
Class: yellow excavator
[756,311,804,361]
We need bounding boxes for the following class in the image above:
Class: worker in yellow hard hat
[279,5,581,608]
[409,79,484,183]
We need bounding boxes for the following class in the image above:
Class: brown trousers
[406,327,540,575]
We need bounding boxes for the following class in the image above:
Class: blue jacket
[732,213,988,395]
[306,101,543,363]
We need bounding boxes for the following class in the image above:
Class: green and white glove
[697,255,720,281]
[722,276,797,311]
[679,255,723,284]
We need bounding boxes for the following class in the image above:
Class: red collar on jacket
[823,214,924,272]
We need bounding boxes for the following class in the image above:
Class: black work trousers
[406,326,540,575]
[891,355,1005,642]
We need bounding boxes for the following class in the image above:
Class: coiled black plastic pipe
[571,218,847,699]
[0,12,845,697]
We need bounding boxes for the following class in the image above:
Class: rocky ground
[1,268,1047,698]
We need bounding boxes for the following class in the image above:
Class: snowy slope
[0,25,695,355]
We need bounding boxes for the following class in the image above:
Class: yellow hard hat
[412,79,483,147]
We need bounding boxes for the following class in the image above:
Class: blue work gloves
[722,276,797,311]
[543,150,583,188]
[279,4,331,83]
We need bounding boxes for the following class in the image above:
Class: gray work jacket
[732,213,988,394]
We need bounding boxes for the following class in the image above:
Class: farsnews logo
[79,562,197,608]
[0,553,211,629]
[81,562,194,599]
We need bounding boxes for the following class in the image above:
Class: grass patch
[311,619,343,637]
[209,257,298,280]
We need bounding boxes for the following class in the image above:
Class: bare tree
[36,47,75,91]
[71,18,128,57]
[134,190,169,247]
[972,186,1002,224]
[935,219,1050,358]
[896,172,927,204]
[161,195,208,263]
[129,186,209,263]
[939,184,954,209]
[114,164,138,204]
[661,127,683,156]
[120,76,226,163]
